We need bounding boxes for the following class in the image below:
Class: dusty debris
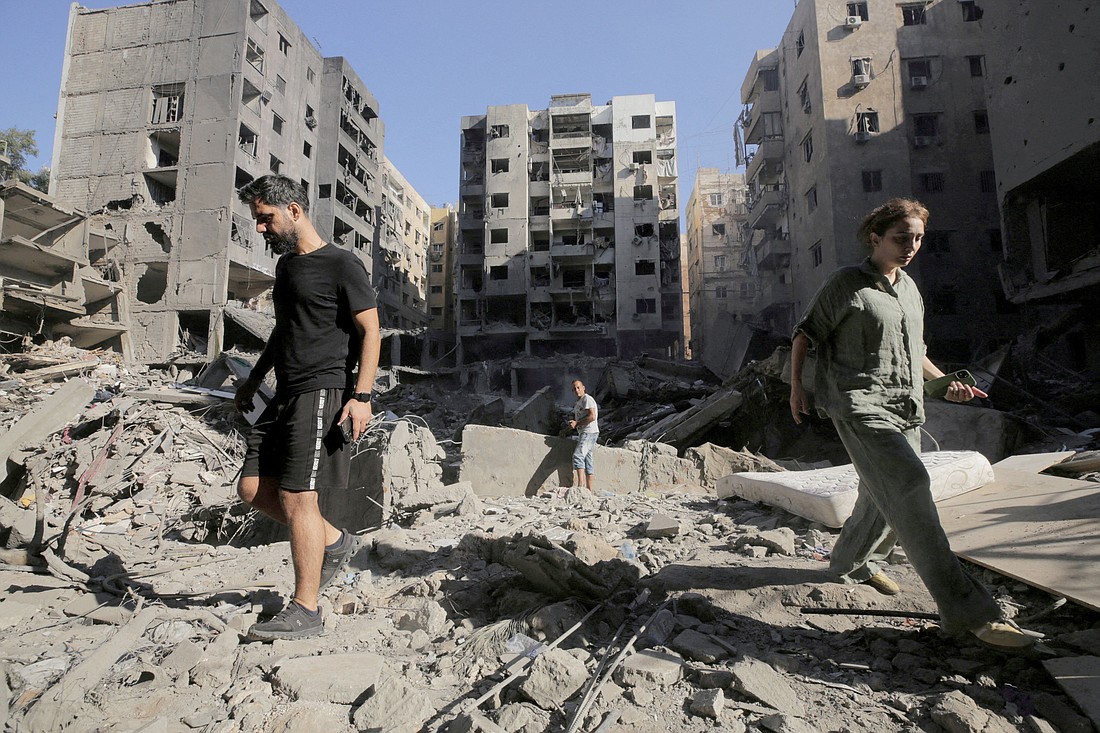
[0,339,1098,733]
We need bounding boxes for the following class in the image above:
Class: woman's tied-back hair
[857,198,929,248]
[237,174,310,214]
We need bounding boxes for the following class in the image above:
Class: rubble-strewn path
[1,342,1098,732]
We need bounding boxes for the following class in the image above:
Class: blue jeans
[572,432,598,474]
[829,418,1000,633]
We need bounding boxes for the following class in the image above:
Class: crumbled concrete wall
[922,401,1023,463]
[322,420,446,532]
[458,424,699,496]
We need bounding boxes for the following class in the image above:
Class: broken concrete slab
[613,649,684,687]
[687,442,784,489]
[731,657,804,716]
[1042,656,1100,732]
[270,652,387,704]
[690,687,725,719]
[922,400,1024,463]
[718,450,994,528]
[0,378,95,495]
[732,527,797,557]
[517,646,588,710]
[351,676,435,733]
[668,629,729,664]
[645,513,680,538]
[635,386,744,449]
[459,425,699,497]
[930,690,1019,733]
[509,386,558,435]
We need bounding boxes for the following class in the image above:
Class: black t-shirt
[270,244,377,396]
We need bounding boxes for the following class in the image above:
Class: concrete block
[690,688,725,719]
[0,379,95,493]
[459,425,699,497]
[669,629,729,664]
[510,386,558,435]
[923,401,1023,463]
[731,657,804,716]
[613,649,684,688]
[270,652,387,704]
[717,450,993,528]
[645,513,680,538]
[351,677,435,733]
[517,647,588,710]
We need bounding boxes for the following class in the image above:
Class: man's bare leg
[586,472,595,492]
[279,489,340,611]
[239,476,340,544]
[573,468,585,488]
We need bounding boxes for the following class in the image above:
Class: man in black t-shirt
[233,175,380,641]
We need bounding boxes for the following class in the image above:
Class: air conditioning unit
[844,15,863,29]
[852,73,871,88]
[910,76,929,90]
[854,130,872,143]
[913,135,934,148]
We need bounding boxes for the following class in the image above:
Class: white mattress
[716,450,994,528]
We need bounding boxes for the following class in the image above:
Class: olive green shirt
[794,258,926,428]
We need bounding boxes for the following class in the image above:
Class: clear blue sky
[0,0,794,207]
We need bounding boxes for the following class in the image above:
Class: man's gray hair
[237,174,310,214]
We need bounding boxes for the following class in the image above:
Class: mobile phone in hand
[924,369,977,398]
[339,418,354,444]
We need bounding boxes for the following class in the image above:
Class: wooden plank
[1042,656,1100,730]
[991,451,1075,474]
[938,462,1100,611]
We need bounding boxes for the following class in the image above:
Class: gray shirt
[793,258,926,428]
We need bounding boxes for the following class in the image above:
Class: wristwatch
[352,391,374,404]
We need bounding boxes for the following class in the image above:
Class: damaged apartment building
[737,0,1014,361]
[456,94,683,363]
[0,181,129,353]
[46,0,418,362]
[980,0,1100,375]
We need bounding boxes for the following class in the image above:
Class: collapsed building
[0,181,129,355]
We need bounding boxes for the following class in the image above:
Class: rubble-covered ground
[1,339,1099,733]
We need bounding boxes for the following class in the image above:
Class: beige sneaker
[971,620,1036,650]
[862,571,900,595]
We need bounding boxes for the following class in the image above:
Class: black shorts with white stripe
[242,388,352,492]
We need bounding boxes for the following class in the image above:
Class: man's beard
[266,229,299,255]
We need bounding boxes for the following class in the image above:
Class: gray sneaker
[318,530,362,592]
[247,601,323,642]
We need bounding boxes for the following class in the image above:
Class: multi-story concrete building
[373,158,429,331]
[50,0,385,361]
[428,205,456,330]
[738,0,1008,360]
[456,93,682,363]
[685,169,751,363]
[313,57,384,270]
[982,2,1100,306]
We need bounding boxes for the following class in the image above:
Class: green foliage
[0,127,50,193]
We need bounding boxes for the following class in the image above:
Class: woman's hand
[944,380,989,403]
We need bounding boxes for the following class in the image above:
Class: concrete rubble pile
[0,340,1099,732]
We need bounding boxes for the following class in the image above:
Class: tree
[0,127,50,193]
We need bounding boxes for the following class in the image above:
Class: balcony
[745,136,783,182]
[754,232,791,270]
[743,90,782,145]
[550,243,596,261]
[551,203,592,220]
[552,170,592,187]
[757,281,793,312]
[746,184,787,230]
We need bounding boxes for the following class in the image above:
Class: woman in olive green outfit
[789,198,1032,650]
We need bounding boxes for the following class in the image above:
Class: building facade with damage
[685,169,751,362]
[456,94,683,363]
[375,158,430,331]
[49,0,385,362]
[425,205,457,367]
[981,1,1100,374]
[0,181,129,355]
[738,0,1013,361]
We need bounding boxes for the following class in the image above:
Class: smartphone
[339,418,354,444]
[924,369,977,398]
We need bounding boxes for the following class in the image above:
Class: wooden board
[938,457,1100,611]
